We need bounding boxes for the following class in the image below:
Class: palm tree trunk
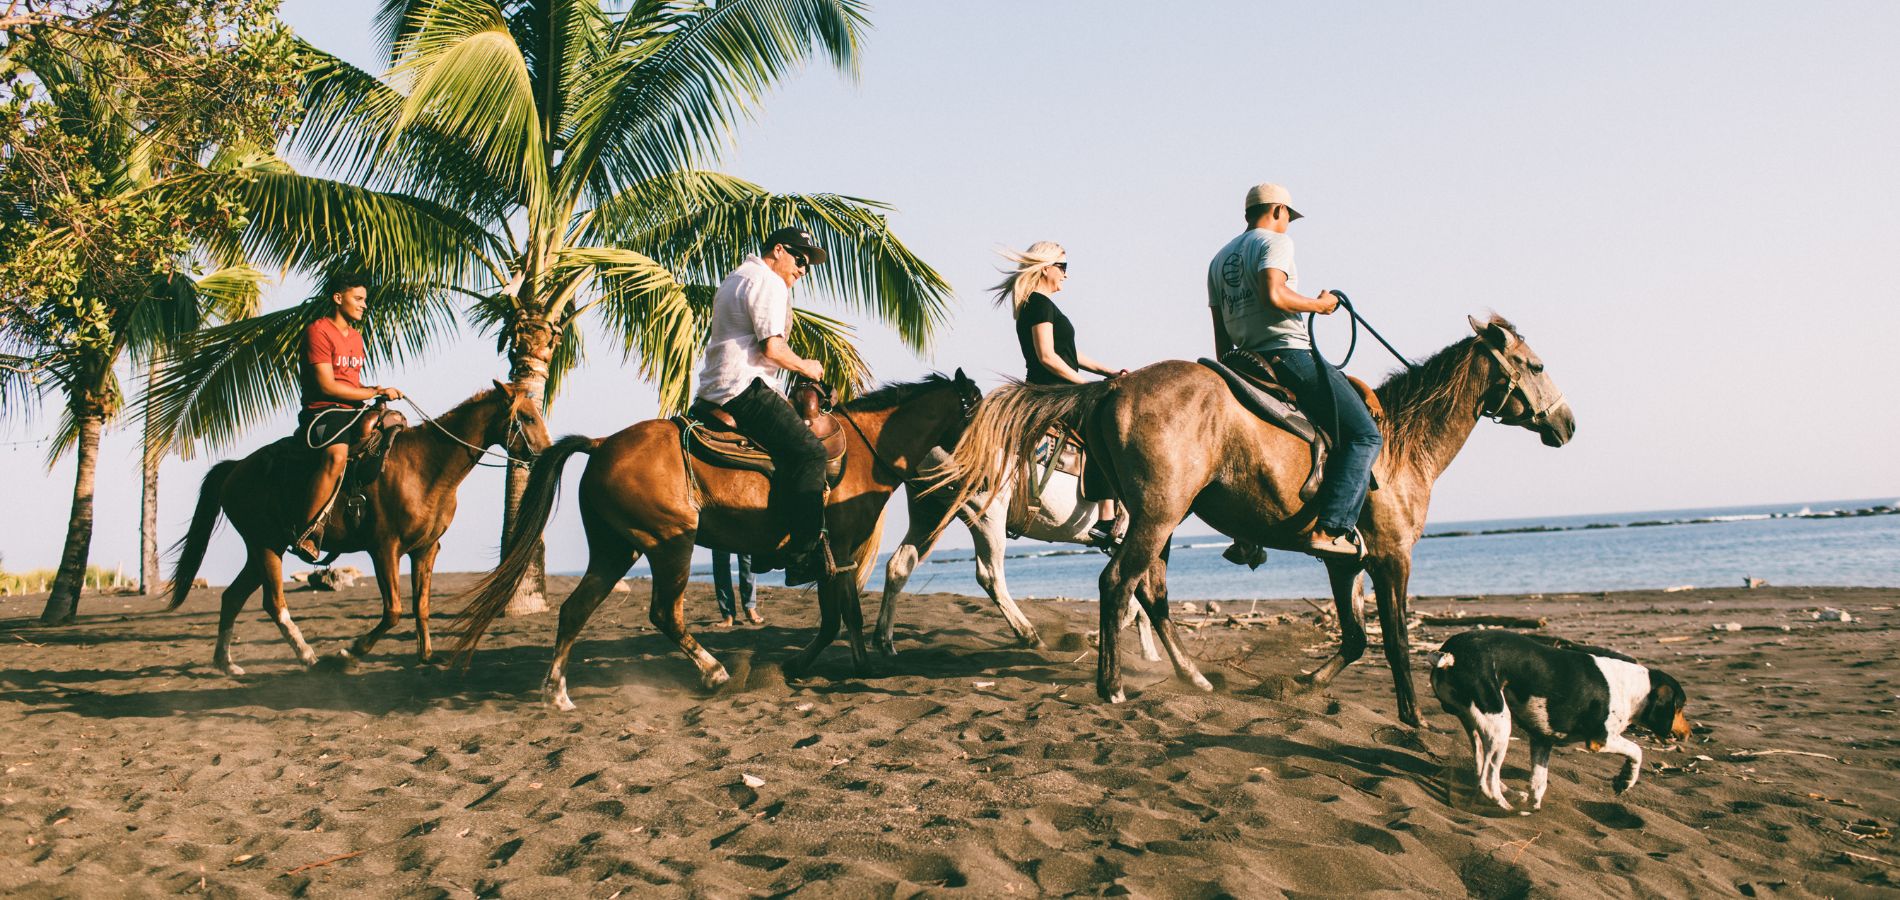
[502,317,555,616]
[42,405,105,624]
[139,360,161,595]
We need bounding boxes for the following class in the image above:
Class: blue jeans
[1265,349,1384,534]
[712,550,755,617]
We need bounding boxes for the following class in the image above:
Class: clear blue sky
[5,1,1897,578]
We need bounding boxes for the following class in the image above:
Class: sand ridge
[1,579,1896,897]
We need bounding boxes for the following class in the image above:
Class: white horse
[877,447,1160,661]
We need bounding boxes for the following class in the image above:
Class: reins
[398,397,536,467]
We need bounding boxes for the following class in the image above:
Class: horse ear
[493,378,510,394]
[1467,315,1485,335]
[954,367,968,383]
[1471,316,1515,350]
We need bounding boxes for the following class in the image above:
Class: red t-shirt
[300,317,368,410]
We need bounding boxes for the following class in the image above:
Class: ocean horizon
[614,496,1900,600]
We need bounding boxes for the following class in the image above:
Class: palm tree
[0,40,269,623]
[149,0,952,613]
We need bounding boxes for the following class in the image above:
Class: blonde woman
[993,241,1126,545]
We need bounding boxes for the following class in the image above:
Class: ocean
[662,497,1900,601]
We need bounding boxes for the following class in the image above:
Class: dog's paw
[1613,764,1638,794]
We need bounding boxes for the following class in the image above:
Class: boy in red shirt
[293,274,403,562]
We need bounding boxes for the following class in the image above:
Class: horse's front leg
[1298,562,1367,688]
[347,541,404,661]
[409,540,441,663]
[644,539,728,692]
[1368,554,1421,726]
[255,548,318,668]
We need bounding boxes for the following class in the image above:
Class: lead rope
[1300,290,1417,547]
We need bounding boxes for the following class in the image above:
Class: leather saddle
[678,383,847,486]
[1198,350,1383,501]
[265,406,408,557]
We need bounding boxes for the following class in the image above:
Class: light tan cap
[1244,183,1303,220]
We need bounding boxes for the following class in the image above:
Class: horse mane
[843,373,955,411]
[1373,314,1521,466]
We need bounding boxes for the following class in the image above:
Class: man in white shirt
[697,226,831,584]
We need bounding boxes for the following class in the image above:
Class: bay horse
[166,382,551,673]
[942,316,1574,726]
[449,371,982,710]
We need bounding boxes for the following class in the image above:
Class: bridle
[401,396,540,468]
[1476,339,1567,428]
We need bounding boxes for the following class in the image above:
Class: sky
[5,1,1898,580]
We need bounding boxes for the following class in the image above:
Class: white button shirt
[696,254,793,404]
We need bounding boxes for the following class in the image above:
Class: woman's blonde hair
[990,241,1065,319]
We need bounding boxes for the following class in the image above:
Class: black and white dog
[1429,631,1691,812]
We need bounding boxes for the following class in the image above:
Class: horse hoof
[550,694,576,712]
[702,667,732,691]
[1108,689,1126,704]
[313,653,358,674]
[1190,674,1214,692]
[219,663,245,677]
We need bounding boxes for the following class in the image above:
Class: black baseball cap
[763,226,829,265]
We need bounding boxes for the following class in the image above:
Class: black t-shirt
[1015,292,1080,385]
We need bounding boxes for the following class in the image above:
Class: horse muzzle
[1536,402,1576,447]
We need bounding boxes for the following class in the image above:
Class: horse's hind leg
[409,540,441,663]
[213,558,264,676]
[1097,523,1170,703]
[545,545,639,711]
[1123,585,1161,662]
[785,562,844,680]
[253,548,318,667]
[347,541,404,660]
[644,538,730,692]
[1299,562,1367,688]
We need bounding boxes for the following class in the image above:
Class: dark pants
[720,378,827,551]
[1265,350,1384,535]
[297,406,367,448]
[712,550,755,617]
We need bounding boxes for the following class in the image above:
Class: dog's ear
[1653,681,1675,705]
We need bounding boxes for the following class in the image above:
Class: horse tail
[929,380,1116,544]
[165,460,238,611]
[449,434,598,663]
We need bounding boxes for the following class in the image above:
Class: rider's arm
[1072,349,1125,378]
[310,363,397,403]
[1211,307,1232,355]
[1030,322,1088,384]
[761,336,823,382]
[1261,267,1339,315]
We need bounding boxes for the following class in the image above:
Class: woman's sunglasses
[1051,261,1068,272]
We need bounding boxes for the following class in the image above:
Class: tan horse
[449,372,982,710]
[943,316,1574,726]
[166,382,551,673]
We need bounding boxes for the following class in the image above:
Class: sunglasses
[788,250,810,270]
[1051,261,1068,273]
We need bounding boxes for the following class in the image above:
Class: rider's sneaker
[1306,529,1364,560]
[1085,523,1121,551]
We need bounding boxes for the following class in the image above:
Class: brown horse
[450,372,982,710]
[167,382,551,674]
[943,316,1574,726]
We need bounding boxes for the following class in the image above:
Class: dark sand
[1,578,1897,898]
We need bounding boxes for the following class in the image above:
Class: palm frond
[587,171,950,350]
[389,0,550,207]
[561,0,867,204]
[172,152,506,291]
[788,306,868,400]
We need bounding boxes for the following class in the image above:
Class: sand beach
[1,578,1896,897]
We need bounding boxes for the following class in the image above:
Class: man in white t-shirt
[1207,184,1383,559]
[697,226,831,584]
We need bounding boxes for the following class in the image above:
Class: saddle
[1198,350,1383,501]
[677,383,847,486]
[266,406,408,525]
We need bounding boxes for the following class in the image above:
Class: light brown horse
[943,316,1574,726]
[166,382,551,673]
[450,372,982,710]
